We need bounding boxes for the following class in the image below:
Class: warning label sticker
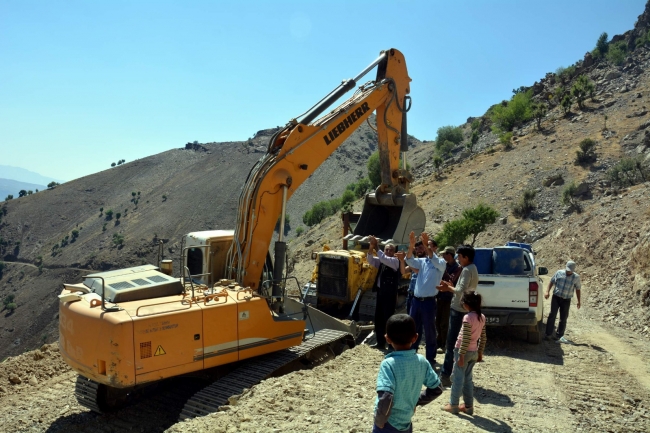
[239,311,250,320]
[154,345,166,356]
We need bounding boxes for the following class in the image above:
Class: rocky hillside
[290,9,650,340]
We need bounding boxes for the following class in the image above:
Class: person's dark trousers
[372,421,412,433]
[441,309,466,377]
[375,289,398,347]
[546,295,572,337]
[436,296,452,350]
[409,297,437,366]
[406,291,413,315]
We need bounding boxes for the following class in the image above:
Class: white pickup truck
[473,242,548,344]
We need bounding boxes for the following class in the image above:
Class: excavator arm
[227,49,413,293]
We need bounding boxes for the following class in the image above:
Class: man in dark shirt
[367,236,400,350]
[436,246,462,354]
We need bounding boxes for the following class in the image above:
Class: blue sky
[0,0,646,181]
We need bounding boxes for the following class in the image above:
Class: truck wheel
[527,321,542,344]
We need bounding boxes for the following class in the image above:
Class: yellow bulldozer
[305,194,425,320]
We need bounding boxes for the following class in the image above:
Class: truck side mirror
[311,251,318,260]
[538,267,548,276]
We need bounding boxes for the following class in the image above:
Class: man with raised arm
[367,235,400,351]
[405,231,446,368]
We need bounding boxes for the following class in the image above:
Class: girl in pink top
[442,292,486,415]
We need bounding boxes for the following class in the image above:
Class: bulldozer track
[179,328,352,420]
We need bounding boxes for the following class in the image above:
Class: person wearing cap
[367,235,400,351]
[436,246,462,354]
[544,260,582,343]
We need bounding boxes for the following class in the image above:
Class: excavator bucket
[352,193,425,244]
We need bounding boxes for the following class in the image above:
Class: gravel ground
[2,290,649,433]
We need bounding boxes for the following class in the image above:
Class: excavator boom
[228,48,416,291]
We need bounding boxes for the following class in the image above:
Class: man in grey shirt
[436,245,479,386]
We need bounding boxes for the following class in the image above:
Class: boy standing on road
[373,314,444,433]
[545,260,581,343]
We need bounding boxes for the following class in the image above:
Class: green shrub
[499,132,513,149]
[575,138,597,165]
[608,156,649,186]
[295,227,304,236]
[6,302,17,312]
[607,41,627,65]
[562,182,581,212]
[71,229,80,239]
[112,233,124,247]
[367,152,381,187]
[437,140,455,158]
[115,212,121,220]
[341,189,356,209]
[102,223,107,232]
[105,210,114,220]
[461,203,499,245]
[489,90,533,132]
[47,182,59,189]
[434,203,499,247]
[561,94,573,116]
[571,75,595,109]
[592,32,609,58]
[555,65,577,84]
[162,195,167,202]
[435,126,464,148]
[433,156,443,177]
[512,189,536,218]
[4,195,13,201]
[303,198,343,226]
[3,294,14,308]
[532,103,548,130]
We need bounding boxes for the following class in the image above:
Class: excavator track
[75,375,103,413]
[179,328,352,421]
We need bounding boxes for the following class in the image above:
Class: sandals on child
[442,404,459,414]
[459,404,474,415]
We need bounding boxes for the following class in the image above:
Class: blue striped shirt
[551,270,581,299]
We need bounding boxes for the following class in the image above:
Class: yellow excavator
[58,48,425,419]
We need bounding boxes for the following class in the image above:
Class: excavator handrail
[82,275,120,313]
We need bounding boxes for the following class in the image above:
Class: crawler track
[180,329,352,420]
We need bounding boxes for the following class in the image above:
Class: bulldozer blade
[352,193,425,244]
[284,296,360,338]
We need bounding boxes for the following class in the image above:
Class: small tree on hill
[434,219,469,248]
[593,32,609,58]
[18,190,27,197]
[571,75,595,110]
[512,189,537,218]
[575,138,597,165]
[532,103,548,130]
[562,182,581,213]
[367,152,381,187]
[561,95,573,116]
[461,204,499,246]
[433,156,443,178]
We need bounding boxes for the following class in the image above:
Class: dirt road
[1,291,649,432]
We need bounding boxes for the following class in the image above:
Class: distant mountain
[0,178,46,200]
[0,165,62,186]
